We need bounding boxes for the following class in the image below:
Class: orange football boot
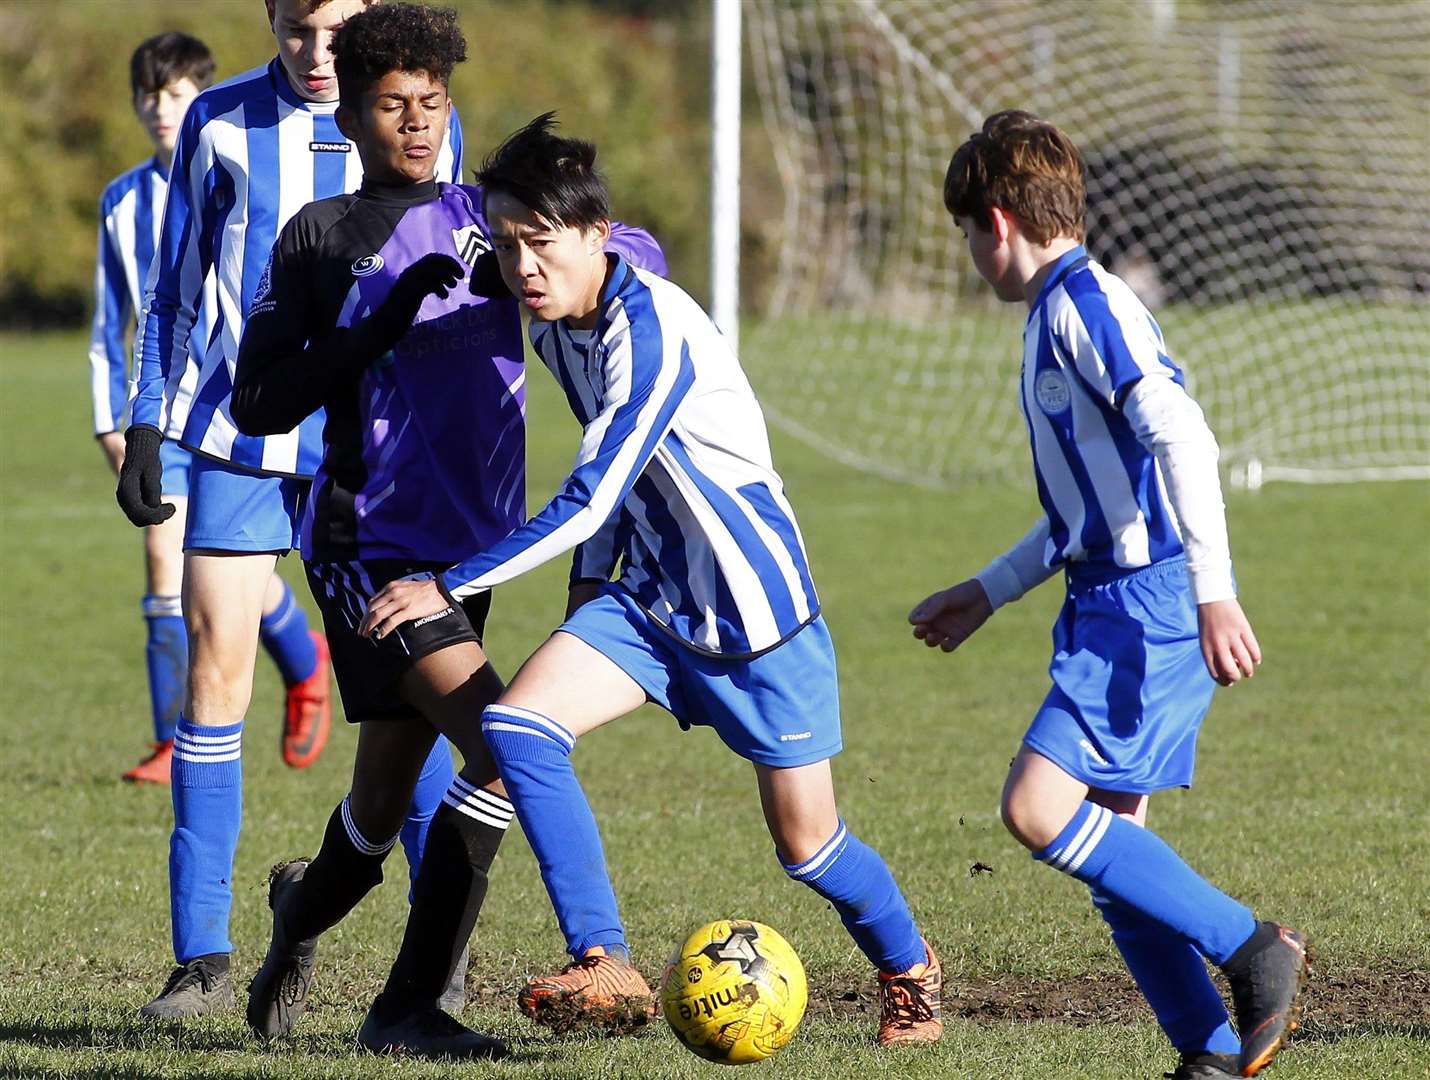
[518,946,657,1035]
[877,938,943,1047]
[122,739,174,785]
[281,631,331,769]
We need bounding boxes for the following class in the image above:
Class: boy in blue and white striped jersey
[361,115,943,1049]
[909,111,1309,1080]
[115,0,463,1021]
[91,33,213,784]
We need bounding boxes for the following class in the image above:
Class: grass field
[1,330,1427,1079]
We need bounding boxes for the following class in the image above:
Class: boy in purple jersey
[909,111,1309,1079]
[90,33,213,785]
[114,0,466,1022]
[230,5,663,1057]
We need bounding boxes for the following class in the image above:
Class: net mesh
[743,0,1430,487]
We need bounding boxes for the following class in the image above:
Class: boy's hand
[372,254,466,344]
[908,579,993,653]
[359,574,450,641]
[1197,598,1262,686]
[115,424,175,526]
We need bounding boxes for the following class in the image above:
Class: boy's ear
[335,102,357,142]
[989,206,1014,246]
[588,219,612,253]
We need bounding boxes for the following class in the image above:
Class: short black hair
[333,3,467,104]
[475,113,609,230]
[130,32,215,97]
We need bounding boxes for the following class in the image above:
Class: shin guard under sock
[142,595,186,744]
[781,820,926,974]
[1037,802,1256,965]
[383,778,513,1006]
[170,717,243,962]
[282,796,396,943]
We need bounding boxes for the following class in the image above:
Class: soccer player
[228,4,659,1055]
[89,33,214,784]
[360,115,944,1049]
[115,0,462,1019]
[909,111,1310,1079]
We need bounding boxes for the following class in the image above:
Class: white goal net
[741,0,1430,488]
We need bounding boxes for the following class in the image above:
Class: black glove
[368,253,466,351]
[469,250,511,299]
[115,424,175,527]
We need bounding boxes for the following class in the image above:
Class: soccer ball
[661,919,807,1065]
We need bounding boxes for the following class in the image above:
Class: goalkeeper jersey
[441,257,821,658]
[130,59,462,478]
[88,157,212,437]
[1022,245,1189,577]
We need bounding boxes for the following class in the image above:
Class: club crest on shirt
[253,255,273,303]
[451,224,489,265]
[351,254,385,278]
[1035,368,1072,415]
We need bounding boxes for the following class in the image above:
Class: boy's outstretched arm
[1122,376,1261,686]
[909,516,1055,653]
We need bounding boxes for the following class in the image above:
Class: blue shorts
[558,586,843,768]
[183,453,308,554]
[1023,556,1215,794]
[159,439,192,499]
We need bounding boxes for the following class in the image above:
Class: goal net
[741,0,1430,488]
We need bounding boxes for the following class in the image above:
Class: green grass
[1,331,1427,1079]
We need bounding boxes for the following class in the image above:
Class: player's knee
[999,786,1063,852]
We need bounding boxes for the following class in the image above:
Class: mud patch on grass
[813,963,1430,1036]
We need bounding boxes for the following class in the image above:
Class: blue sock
[1093,890,1241,1055]
[781,820,926,974]
[259,581,317,686]
[399,736,456,900]
[482,704,626,958]
[1037,802,1256,965]
[142,595,186,744]
[169,717,243,962]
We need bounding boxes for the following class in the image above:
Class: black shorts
[305,559,491,723]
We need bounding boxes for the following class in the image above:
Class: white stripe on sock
[341,796,397,856]
[1048,805,1106,871]
[448,775,515,816]
[483,705,575,751]
[482,719,569,749]
[786,822,848,881]
[442,793,513,830]
[1065,805,1114,874]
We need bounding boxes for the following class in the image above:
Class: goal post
[727,0,1430,489]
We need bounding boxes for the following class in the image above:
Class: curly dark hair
[333,3,468,103]
[475,112,610,230]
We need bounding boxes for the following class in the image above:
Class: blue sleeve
[87,203,132,433]
[132,105,211,431]
[441,301,695,599]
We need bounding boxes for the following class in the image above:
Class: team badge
[351,254,385,277]
[451,224,489,265]
[253,255,274,303]
[1034,368,1072,414]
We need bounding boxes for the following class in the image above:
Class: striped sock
[1037,802,1256,965]
[781,820,926,974]
[398,737,456,898]
[169,717,243,962]
[259,581,317,686]
[481,704,626,958]
[1093,890,1241,1056]
[385,775,514,1006]
[142,594,186,744]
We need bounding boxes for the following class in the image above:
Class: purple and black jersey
[232,179,664,565]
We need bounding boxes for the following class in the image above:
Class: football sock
[1036,802,1256,965]
[281,796,396,943]
[481,704,627,958]
[142,594,186,744]
[169,716,243,962]
[383,775,513,1007]
[780,820,926,975]
[258,580,317,686]
[398,736,456,897]
[1092,889,1241,1055]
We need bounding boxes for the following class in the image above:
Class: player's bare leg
[1002,749,1308,1077]
[757,761,941,1047]
[124,497,188,785]
[485,632,656,1034]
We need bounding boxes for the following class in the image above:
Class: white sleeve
[1122,376,1236,604]
[974,516,1058,610]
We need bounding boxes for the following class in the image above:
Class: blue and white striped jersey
[1021,246,1188,577]
[130,59,462,477]
[88,157,212,437]
[442,257,820,657]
